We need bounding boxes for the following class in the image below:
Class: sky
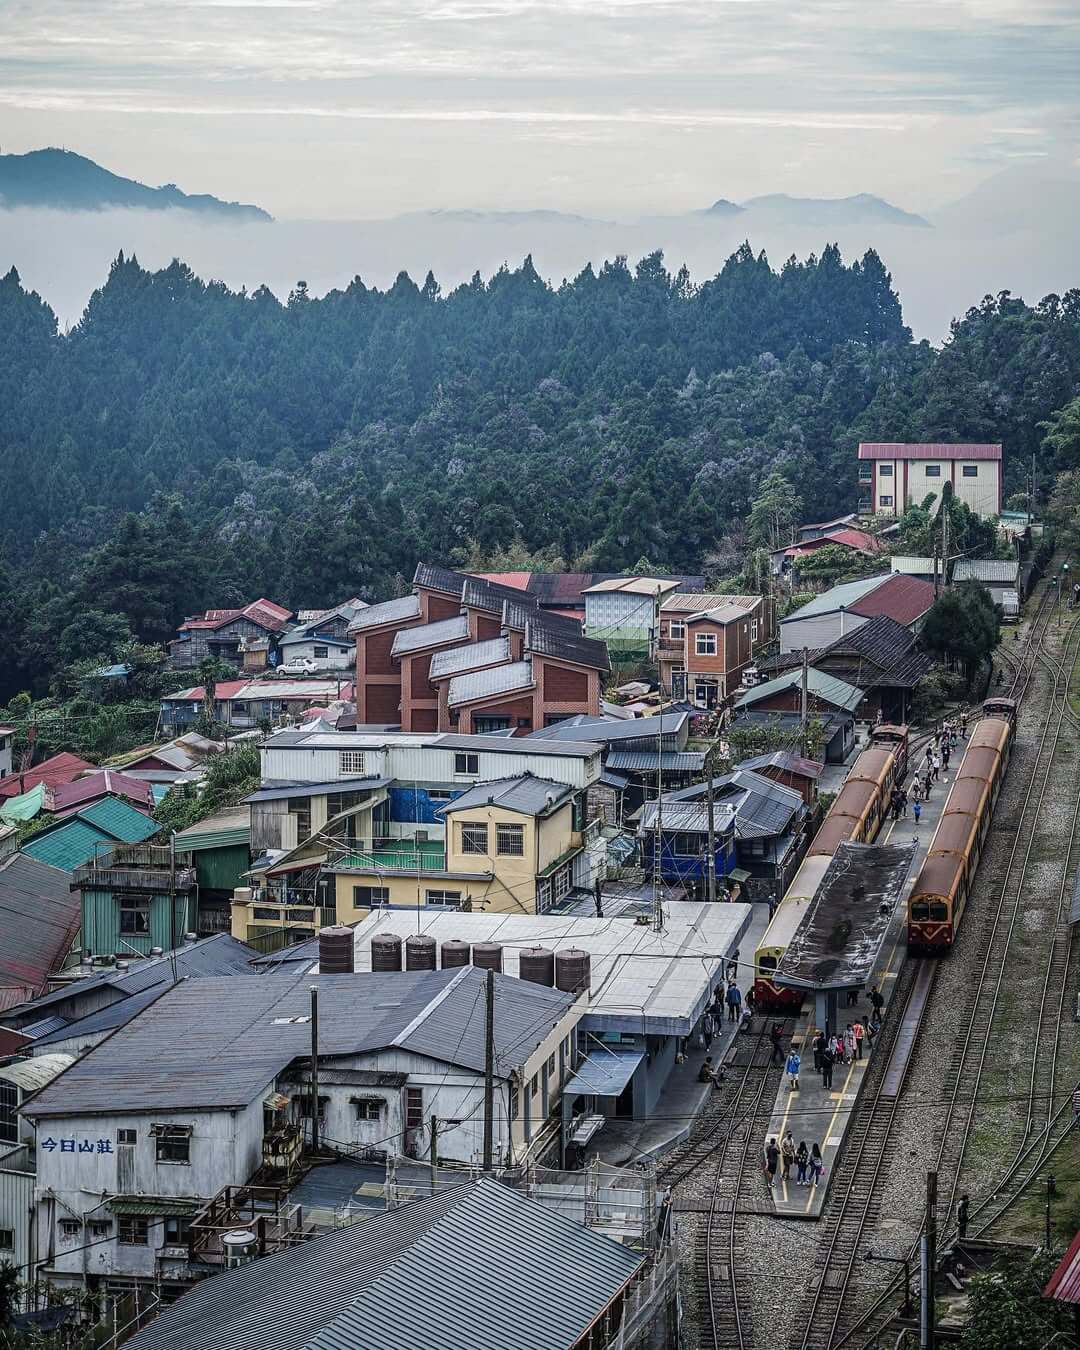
[1,0,1079,219]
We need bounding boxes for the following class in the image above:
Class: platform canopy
[563,1049,644,1099]
[773,840,917,992]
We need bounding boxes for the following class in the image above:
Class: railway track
[663,1022,790,1350]
[827,582,1080,1349]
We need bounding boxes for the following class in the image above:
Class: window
[509,1082,520,1120]
[313,645,329,659]
[552,866,572,904]
[546,1053,556,1074]
[327,790,364,817]
[0,1080,16,1143]
[353,1098,382,1121]
[925,464,941,478]
[288,798,312,839]
[405,1087,424,1130]
[117,1129,137,1147]
[669,621,686,639]
[59,1220,81,1239]
[353,885,390,908]
[530,1074,539,1098]
[496,823,524,856]
[426,789,452,802]
[879,495,893,508]
[460,822,488,855]
[89,1221,112,1239]
[118,1217,149,1246]
[473,716,511,733]
[425,889,461,908]
[671,832,700,857]
[119,896,151,936]
[0,1230,13,1252]
[297,1094,329,1120]
[154,1124,192,1164]
[454,753,479,775]
[878,463,893,477]
[695,632,717,656]
[962,465,978,477]
[751,618,759,642]
[163,1217,191,1247]
[340,750,366,775]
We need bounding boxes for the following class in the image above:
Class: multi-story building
[857,442,1003,519]
[167,600,293,671]
[582,576,677,656]
[656,593,774,706]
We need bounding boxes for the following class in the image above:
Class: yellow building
[231,774,585,944]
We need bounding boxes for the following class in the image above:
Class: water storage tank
[222,1230,257,1269]
[319,925,355,975]
[555,948,591,994]
[471,943,503,973]
[371,933,403,972]
[519,946,555,987]
[441,939,470,969]
[405,934,437,971]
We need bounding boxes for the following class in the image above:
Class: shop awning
[110,1196,203,1217]
[562,1050,644,1099]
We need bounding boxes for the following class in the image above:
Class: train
[753,723,910,1009]
[906,697,1017,952]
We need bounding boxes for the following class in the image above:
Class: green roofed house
[21,798,159,873]
[173,805,251,936]
[733,667,864,718]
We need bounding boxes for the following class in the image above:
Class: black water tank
[555,947,591,994]
[519,946,555,987]
[472,943,503,973]
[319,925,355,975]
[441,939,471,969]
[371,933,403,972]
[405,934,437,971]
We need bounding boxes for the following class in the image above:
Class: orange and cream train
[906,698,1017,952]
[753,725,909,1010]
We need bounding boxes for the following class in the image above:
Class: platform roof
[773,840,916,991]
[319,904,752,1036]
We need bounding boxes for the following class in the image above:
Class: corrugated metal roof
[888,556,941,577]
[23,968,572,1118]
[525,618,610,672]
[413,562,469,595]
[562,1050,644,1097]
[447,660,534,707]
[437,774,573,818]
[127,1178,641,1350]
[733,667,863,714]
[952,558,1020,584]
[858,442,1002,460]
[173,806,251,851]
[0,855,81,1002]
[53,771,155,814]
[391,614,470,656]
[583,576,678,595]
[0,1053,74,1092]
[661,592,762,614]
[347,594,421,631]
[22,818,116,871]
[527,710,689,745]
[429,637,510,680]
[75,797,159,843]
[783,574,890,621]
[605,750,705,772]
[243,777,389,804]
[0,753,95,801]
[638,800,736,835]
[1045,1229,1080,1305]
[849,574,936,625]
[739,751,824,779]
[461,575,540,614]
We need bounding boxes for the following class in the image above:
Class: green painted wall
[194,844,250,895]
[80,889,194,958]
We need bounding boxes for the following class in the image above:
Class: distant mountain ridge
[702,192,929,228]
[0,149,271,221]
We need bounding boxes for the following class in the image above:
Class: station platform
[764,738,958,1219]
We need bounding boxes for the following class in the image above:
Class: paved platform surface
[765,734,961,1218]
[593,902,771,1167]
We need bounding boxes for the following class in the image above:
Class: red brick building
[657,593,775,708]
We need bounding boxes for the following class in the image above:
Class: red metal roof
[0,854,82,1003]
[169,680,249,702]
[470,572,533,591]
[786,529,883,558]
[849,574,937,625]
[858,442,1002,461]
[179,598,291,633]
[1045,1230,1080,1305]
[50,770,154,815]
[0,752,95,800]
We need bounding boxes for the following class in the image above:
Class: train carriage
[753,854,831,1009]
[870,723,909,779]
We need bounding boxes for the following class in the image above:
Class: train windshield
[910,902,930,921]
[759,955,777,971]
[929,902,948,921]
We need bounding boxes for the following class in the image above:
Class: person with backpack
[764,1137,780,1188]
[795,1140,809,1186]
[786,1048,801,1092]
[725,982,742,1023]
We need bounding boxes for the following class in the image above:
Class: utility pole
[920,1170,937,1350]
[705,754,717,904]
[482,968,495,1171]
[932,540,940,601]
[430,1115,439,1193]
[800,647,809,757]
[652,701,665,932]
[309,984,320,1155]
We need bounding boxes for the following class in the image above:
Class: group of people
[763,1131,825,1188]
[908,717,967,824]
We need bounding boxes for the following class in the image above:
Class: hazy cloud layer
[1,0,1078,216]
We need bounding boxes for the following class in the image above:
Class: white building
[858,442,1003,519]
[21,969,582,1293]
[0,724,13,780]
[582,577,677,655]
[0,1055,73,1275]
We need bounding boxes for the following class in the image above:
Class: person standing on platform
[726,982,742,1023]
[942,742,950,773]
[781,1131,795,1183]
[764,1137,779,1188]
[821,1042,834,1089]
[870,987,886,1019]
[809,1143,824,1187]
[901,787,909,817]
[913,799,922,826]
[702,1008,715,1050]
[786,1048,801,1092]
[911,774,922,804]
[853,1018,864,1060]
[795,1140,809,1186]
[770,1022,784,1066]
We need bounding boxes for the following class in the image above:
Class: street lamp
[865,1249,914,1317]
[1046,1174,1057,1248]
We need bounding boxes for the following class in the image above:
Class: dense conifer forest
[2,241,1080,699]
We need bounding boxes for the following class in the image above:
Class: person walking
[781,1131,795,1183]
[786,1048,801,1092]
[960,712,968,738]
[911,774,922,804]
[901,787,909,817]
[809,1143,824,1187]
[770,1022,784,1066]
[812,1029,825,1073]
[942,743,950,772]
[913,798,922,826]
[932,751,941,783]
[702,1009,715,1050]
[870,987,886,1019]
[845,1025,858,1065]
[594,879,603,918]
[853,1018,865,1060]
[725,982,742,1023]
[764,1137,780,1189]
[957,1194,970,1240]
[795,1140,809,1186]
[821,1043,834,1089]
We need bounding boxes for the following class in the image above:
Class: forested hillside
[1,242,1080,699]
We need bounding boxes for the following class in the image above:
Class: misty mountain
[702,198,745,217]
[736,193,930,228]
[404,207,611,226]
[932,162,1080,235]
[0,149,272,221]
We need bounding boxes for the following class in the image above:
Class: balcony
[334,839,447,873]
[189,1184,313,1265]
[72,844,197,893]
